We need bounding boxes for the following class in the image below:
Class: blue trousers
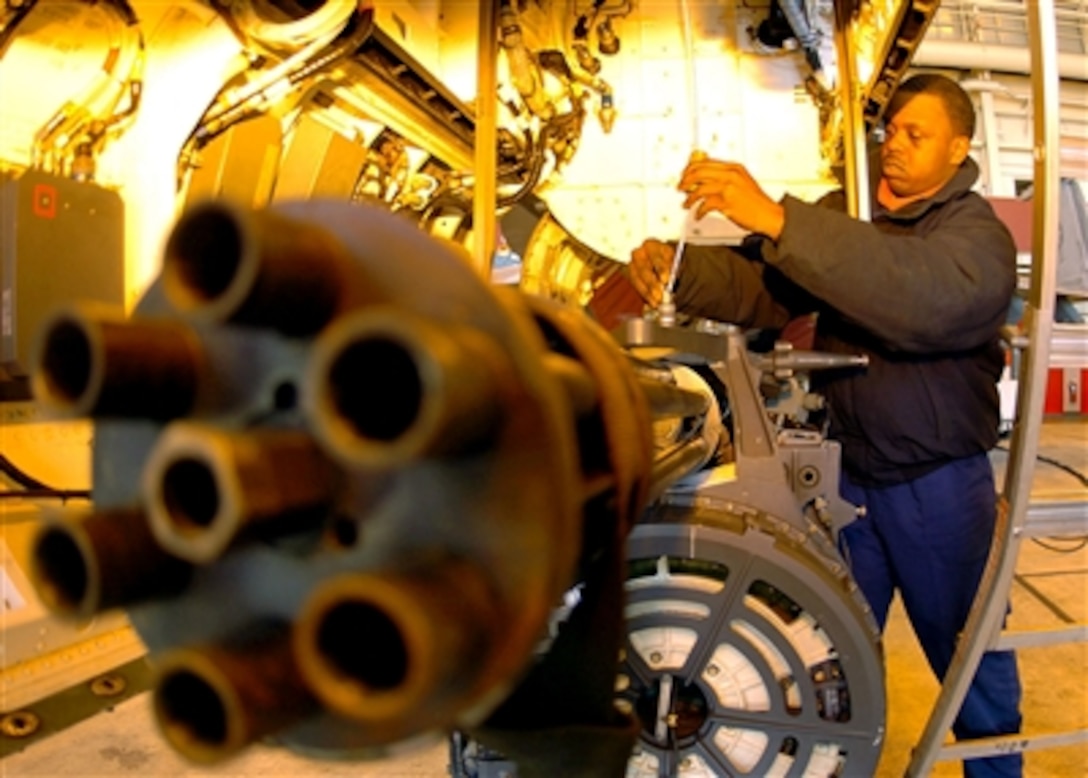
[839,454,1023,778]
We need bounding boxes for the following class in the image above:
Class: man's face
[880,93,970,198]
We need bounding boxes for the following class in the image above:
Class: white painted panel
[640,116,698,185]
[638,57,691,120]
[545,184,647,261]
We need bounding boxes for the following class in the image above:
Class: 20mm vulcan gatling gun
[28,200,885,778]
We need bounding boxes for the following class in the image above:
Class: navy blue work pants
[839,454,1023,778]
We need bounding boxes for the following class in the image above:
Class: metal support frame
[833,0,871,221]
[472,1,499,278]
[831,0,942,217]
[905,1,1088,773]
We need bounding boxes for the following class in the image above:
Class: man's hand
[678,159,785,240]
[629,239,675,307]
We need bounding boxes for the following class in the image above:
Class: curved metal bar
[905,0,1061,773]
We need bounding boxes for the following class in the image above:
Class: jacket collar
[872,157,980,220]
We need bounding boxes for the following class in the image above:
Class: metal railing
[926,0,1088,55]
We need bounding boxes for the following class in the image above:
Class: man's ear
[949,135,970,166]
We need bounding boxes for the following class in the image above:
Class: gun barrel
[153,625,317,764]
[144,424,339,563]
[293,561,498,739]
[304,308,507,466]
[32,306,202,420]
[163,201,371,335]
[30,509,191,619]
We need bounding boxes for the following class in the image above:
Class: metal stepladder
[905,1,1088,773]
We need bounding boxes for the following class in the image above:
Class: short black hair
[886,73,976,139]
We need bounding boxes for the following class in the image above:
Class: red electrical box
[989,197,1088,418]
[1044,367,1088,415]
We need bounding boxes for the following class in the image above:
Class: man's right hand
[628,239,675,308]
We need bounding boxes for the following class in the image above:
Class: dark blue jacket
[673,158,1017,486]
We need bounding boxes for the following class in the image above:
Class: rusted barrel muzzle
[153,625,317,764]
[162,201,363,335]
[144,423,339,563]
[293,561,499,729]
[30,508,192,619]
[304,308,507,466]
[31,305,202,420]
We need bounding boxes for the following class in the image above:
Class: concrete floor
[3,423,1085,777]
[879,537,1088,777]
[875,418,1088,777]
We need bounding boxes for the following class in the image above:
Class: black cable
[1034,452,1088,488]
[0,454,90,500]
[991,444,1088,550]
[0,489,91,502]
[0,453,51,491]
[993,443,1088,489]
[1032,536,1088,553]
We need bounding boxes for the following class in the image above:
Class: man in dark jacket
[629,73,1022,778]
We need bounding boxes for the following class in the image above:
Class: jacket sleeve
[767,193,1017,353]
[671,243,798,330]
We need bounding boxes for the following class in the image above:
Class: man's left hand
[678,159,785,240]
